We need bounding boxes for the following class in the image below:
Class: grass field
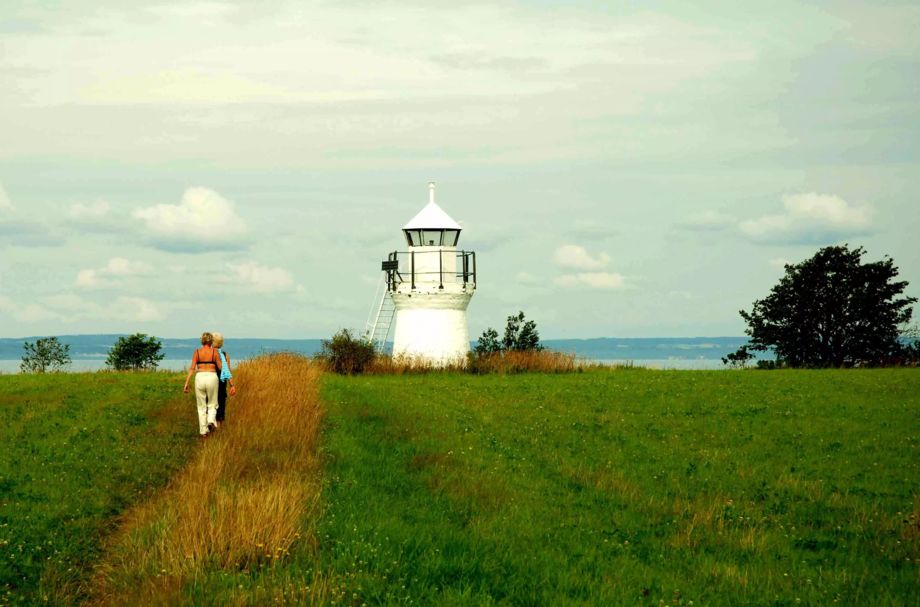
[0,372,192,605]
[312,370,919,606]
[1,366,918,605]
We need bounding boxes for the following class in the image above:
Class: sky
[1,0,918,339]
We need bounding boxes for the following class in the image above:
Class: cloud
[568,220,618,241]
[554,272,625,290]
[680,210,736,231]
[515,272,542,286]
[430,52,547,73]
[667,290,699,300]
[554,245,610,270]
[740,193,873,244]
[69,199,111,219]
[115,296,163,322]
[0,219,65,247]
[134,187,248,252]
[553,245,624,289]
[0,181,12,211]
[0,295,65,323]
[3,293,166,324]
[76,257,154,289]
[768,257,790,268]
[226,261,298,293]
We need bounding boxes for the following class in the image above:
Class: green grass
[0,372,193,605]
[3,369,919,606]
[306,370,919,606]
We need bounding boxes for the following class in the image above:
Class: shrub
[106,333,165,371]
[474,328,502,355]
[317,329,376,375]
[20,337,71,373]
[722,345,755,369]
[475,311,543,355]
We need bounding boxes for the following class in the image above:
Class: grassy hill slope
[2,367,918,605]
[313,370,918,606]
[0,372,192,605]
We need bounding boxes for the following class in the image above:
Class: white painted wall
[391,291,472,365]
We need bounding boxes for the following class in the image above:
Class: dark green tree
[475,311,543,354]
[503,311,542,352]
[739,245,916,367]
[20,337,71,373]
[474,328,502,355]
[106,333,165,371]
[721,345,755,369]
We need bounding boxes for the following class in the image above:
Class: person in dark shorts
[212,332,236,427]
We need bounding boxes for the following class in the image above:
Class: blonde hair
[200,332,213,346]
[212,332,224,348]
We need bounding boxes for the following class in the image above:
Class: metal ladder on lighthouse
[364,276,396,352]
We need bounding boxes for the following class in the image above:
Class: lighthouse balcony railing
[382,250,476,292]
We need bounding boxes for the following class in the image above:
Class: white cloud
[0,219,65,247]
[769,257,790,268]
[681,210,736,231]
[75,270,100,288]
[0,181,12,211]
[554,272,625,290]
[516,271,541,286]
[146,2,238,20]
[227,261,297,293]
[554,245,610,270]
[115,296,163,322]
[17,303,62,323]
[134,187,248,251]
[33,293,163,323]
[105,257,154,276]
[667,290,699,300]
[69,200,111,219]
[1,296,65,323]
[76,257,154,289]
[740,193,873,244]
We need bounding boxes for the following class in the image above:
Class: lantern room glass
[403,229,461,247]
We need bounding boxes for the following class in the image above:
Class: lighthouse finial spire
[429,181,435,204]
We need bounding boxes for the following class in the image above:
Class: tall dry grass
[362,349,599,375]
[87,353,327,606]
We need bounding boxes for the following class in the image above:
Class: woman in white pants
[183,332,223,437]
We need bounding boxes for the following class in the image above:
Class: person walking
[212,332,236,427]
[183,332,222,438]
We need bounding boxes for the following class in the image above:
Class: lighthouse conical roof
[403,201,461,230]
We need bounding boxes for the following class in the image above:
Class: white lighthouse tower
[371,183,476,365]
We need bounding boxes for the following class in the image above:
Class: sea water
[0,335,753,373]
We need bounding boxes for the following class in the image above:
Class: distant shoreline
[0,334,763,373]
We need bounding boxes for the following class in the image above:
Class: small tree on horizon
[474,328,503,355]
[901,322,920,365]
[20,337,71,373]
[738,245,916,367]
[106,333,165,371]
[475,311,543,355]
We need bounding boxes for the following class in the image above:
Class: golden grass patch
[87,354,325,605]
[359,349,597,375]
